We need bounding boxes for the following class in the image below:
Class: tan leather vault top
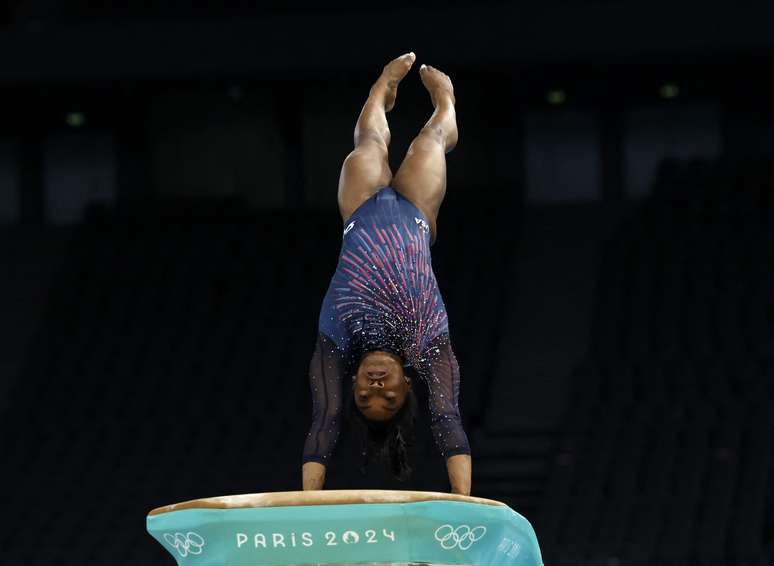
[148,490,507,516]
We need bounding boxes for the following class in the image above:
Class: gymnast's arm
[422,333,472,496]
[446,454,472,496]
[302,462,326,491]
[301,333,347,490]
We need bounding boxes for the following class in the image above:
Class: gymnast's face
[352,351,412,422]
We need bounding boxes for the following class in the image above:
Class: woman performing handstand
[301,52,472,495]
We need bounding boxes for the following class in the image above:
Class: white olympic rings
[163,531,205,557]
[434,523,487,550]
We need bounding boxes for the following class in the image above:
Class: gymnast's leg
[391,64,458,244]
[337,52,416,222]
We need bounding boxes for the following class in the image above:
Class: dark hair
[345,381,418,482]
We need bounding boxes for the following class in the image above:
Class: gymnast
[301,52,471,495]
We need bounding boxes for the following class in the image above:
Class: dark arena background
[1,1,773,565]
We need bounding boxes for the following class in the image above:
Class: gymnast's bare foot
[419,64,456,108]
[370,52,416,112]
[418,64,457,152]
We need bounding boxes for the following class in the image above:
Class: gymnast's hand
[302,461,326,490]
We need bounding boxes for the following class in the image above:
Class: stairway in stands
[471,201,631,517]
[472,427,556,516]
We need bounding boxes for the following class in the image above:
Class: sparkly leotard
[302,187,471,465]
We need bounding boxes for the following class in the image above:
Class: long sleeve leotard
[302,187,470,466]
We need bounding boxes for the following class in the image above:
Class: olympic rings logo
[434,524,487,550]
[163,531,205,557]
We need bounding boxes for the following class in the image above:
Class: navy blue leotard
[302,187,471,465]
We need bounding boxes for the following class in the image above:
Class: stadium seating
[538,157,774,566]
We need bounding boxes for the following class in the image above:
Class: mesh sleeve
[421,333,471,458]
[302,332,350,465]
